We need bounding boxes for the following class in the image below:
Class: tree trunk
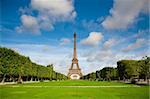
[146,76,149,85]
[144,76,147,81]
[123,76,125,82]
[118,77,120,81]
[12,76,15,82]
[30,77,33,81]
[17,74,22,84]
[9,75,13,82]
[147,78,149,85]
[26,76,28,81]
[1,74,6,83]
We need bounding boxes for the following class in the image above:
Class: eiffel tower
[68,33,82,79]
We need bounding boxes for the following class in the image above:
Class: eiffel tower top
[73,32,77,59]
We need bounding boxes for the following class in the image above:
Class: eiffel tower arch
[67,33,82,80]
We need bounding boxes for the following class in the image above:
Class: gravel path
[9,85,140,88]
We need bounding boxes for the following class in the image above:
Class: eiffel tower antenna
[68,32,82,80]
[73,33,77,59]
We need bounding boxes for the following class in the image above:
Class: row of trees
[0,47,67,83]
[81,67,118,81]
[117,57,150,81]
[81,56,150,83]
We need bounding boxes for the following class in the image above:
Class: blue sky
[0,0,149,75]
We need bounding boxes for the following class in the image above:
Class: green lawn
[0,80,149,99]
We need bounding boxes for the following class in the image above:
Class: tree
[96,70,101,80]
[138,56,150,84]
[117,60,140,81]
[47,64,54,80]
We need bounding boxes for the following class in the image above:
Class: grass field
[0,80,149,99]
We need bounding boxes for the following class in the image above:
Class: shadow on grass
[124,82,149,86]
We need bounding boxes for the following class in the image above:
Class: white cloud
[103,39,118,49]
[16,15,40,34]
[122,38,147,52]
[80,32,103,46]
[15,26,23,33]
[82,20,100,31]
[16,0,76,34]
[81,47,149,74]
[102,0,148,30]
[133,29,149,38]
[81,17,104,31]
[60,38,71,45]
[21,15,38,28]
[19,7,33,15]
[31,0,76,20]
[86,49,114,62]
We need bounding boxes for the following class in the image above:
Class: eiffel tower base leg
[68,69,82,80]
